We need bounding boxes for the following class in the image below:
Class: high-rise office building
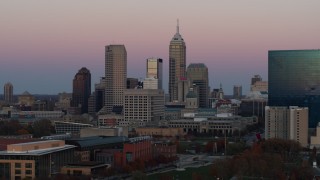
[146,58,163,89]
[265,106,308,147]
[105,45,127,113]
[124,89,164,127]
[4,82,13,104]
[95,77,106,113]
[233,85,242,99]
[268,49,320,127]
[251,75,262,85]
[187,63,209,107]
[71,67,91,114]
[169,20,186,102]
[127,78,139,89]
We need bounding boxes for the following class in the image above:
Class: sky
[1,0,320,95]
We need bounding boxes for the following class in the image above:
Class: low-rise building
[114,136,152,167]
[61,161,110,176]
[168,115,257,135]
[311,123,320,149]
[135,127,185,137]
[153,142,177,158]
[66,136,128,162]
[0,140,75,180]
[55,121,94,136]
[80,127,128,138]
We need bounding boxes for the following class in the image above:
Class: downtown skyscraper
[4,82,13,104]
[71,67,91,114]
[268,49,320,128]
[105,45,127,113]
[145,58,163,90]
[187,63,209,108]
[169,20,186,102]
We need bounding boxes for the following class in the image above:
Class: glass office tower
[268,49,320,128]
[146,58,163,89]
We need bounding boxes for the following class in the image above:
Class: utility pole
[225,129,227,158]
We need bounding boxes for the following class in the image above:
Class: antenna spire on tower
[176,19,179,34]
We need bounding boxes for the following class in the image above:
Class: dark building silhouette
[187,63,209,108]
[251,75,262,85]
[127,78,139,89]
[4,82,13,104]
[71,67,91,114]
[95,77,106,113]
[269,50,320,128]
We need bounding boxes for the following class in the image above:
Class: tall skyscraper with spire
[105,45,127,113]
[4,82,13,104]
[169,20,186,102]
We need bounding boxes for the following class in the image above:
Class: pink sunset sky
[1,0,320,95]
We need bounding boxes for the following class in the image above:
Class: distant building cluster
[2,20,320,179]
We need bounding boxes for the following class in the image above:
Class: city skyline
[1,1,320,95]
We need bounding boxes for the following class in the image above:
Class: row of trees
[0,119,55,138]
[210,138,314,179]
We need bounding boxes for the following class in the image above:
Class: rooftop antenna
[176,19,179,34]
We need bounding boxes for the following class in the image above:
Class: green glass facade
[268,49,320,127]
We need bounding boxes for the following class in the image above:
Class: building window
[73,170,82,176]
[15,169,21,174]
[25,163,32,168]
[26,170,32,175]
[15,163,21,168]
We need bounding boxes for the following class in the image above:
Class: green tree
[132,171,147,180]
[32,119,52,138]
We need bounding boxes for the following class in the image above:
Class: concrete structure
[114,136,152,167]
[265,106,308,147]
[55,121,93,136]
[127,78,139,89]
[187,63,209,108]
[98,114,124,126]
[268,50,320,128]
[65,136,128,162]
[80,127,128,137]
[11,111,64,123]
[18,91,35,107]
[0,140,75,179]
[239,98,267,118]
[233,85,242,99]
[185,88,199,109]
[94,77,106,113]
[211,84,224,100]
[251,81,268,92]
[251,75,262,86]
[4,82,13,104]
[71,67,91,114]
[169,20,186,102]
[55,92,72,111]
[124,89,164,126]
[146,58,163,89]
[153,142,177,158]
[61,162,110,176]
[168,115,257,135]
[143,77,159,90]
[311,123,320,148]
[177,77,190,103]
[135,127,185,137]
[105,45,127,113]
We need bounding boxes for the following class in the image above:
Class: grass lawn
[147,165,213,180]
